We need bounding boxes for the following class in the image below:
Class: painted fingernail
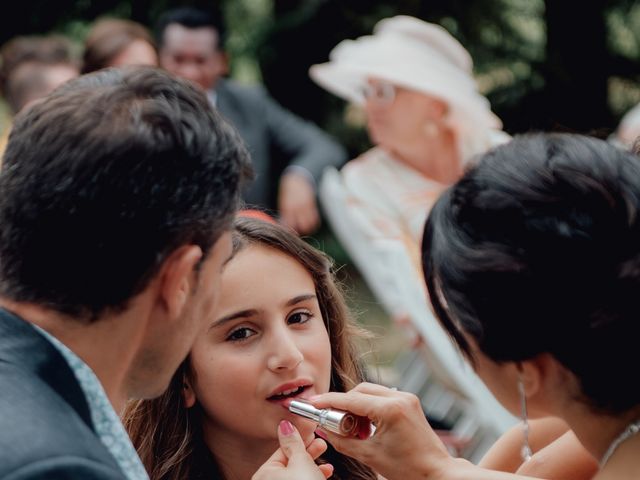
[308,395,320,401]
[315,428,328,440]
[279,420,295,436]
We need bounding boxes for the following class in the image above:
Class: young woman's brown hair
[123,216,377,480]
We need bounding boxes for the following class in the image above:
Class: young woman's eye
[288,310,312,325]
[226,327,256,342]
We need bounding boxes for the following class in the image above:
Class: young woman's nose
[266,329,304,372]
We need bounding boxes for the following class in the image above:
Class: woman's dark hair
[82,18,157,73]
[423,133,640,414]
[124,217,377,480]
[0,67,252,321]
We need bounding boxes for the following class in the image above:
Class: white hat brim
[310,61,502,130]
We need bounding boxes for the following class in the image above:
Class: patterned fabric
[34,326,149,480]
[341,146,445,279]
[341,130,510,251]
[342,146,445,245]
[342,132,510,246]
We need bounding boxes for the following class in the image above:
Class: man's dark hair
[0,67,252,320]
[423,133,640,414]
[155,7,225,50]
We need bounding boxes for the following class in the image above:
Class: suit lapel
[0,308,95,431]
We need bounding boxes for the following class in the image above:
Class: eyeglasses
[361,82,396,105]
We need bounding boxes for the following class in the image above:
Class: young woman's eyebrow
[210,309,257,329]
[285,294,317,307]
[210,294,316,330]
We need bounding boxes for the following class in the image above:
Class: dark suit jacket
[215,78,347,209]
[0,308,126,479]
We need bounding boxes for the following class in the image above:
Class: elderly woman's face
[363,78,447,151]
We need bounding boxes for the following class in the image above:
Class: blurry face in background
[363,77,448,152]
[184,244,332,449]
[13,62,79,113]
[160,24,227,91]
[110,39,158,68]
[41,64,79,91]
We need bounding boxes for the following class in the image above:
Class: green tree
[3,0,640,139]
[255,0,640,142]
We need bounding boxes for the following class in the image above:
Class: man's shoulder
[0,362,123,478]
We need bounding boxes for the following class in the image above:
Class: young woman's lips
[266,385,313,409]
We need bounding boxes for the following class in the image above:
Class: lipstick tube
[289,399,373,438]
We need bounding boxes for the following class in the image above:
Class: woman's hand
[310,382,454,480]
[252,420,333,480]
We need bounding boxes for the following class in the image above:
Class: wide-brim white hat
[310,16,502,153]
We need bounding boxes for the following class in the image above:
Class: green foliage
[607,2,640,117]
[0,0,640,133]
[4,0,640,140]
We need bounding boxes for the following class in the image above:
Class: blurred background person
[310,15,508,251]
[308,15,510,369]
[156,7,348,235]
[0,35,78,156]
[0,35,78,114]
[82,17,158,73]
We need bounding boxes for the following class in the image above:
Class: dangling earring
[518,374,533,462]
[423,120,439,138]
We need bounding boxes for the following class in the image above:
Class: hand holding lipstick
[253,420,333,480]
[309,382,456,480]
[289,399,374,438]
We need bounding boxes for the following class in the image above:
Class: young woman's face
[186,244,332,444]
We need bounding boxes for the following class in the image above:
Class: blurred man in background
[156,7,347,235]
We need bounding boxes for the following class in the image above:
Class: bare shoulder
[517,430,598,480]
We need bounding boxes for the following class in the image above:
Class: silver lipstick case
[289,399,369,437]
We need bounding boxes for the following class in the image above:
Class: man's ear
[158,245,203,320]
[183,374,197,408]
